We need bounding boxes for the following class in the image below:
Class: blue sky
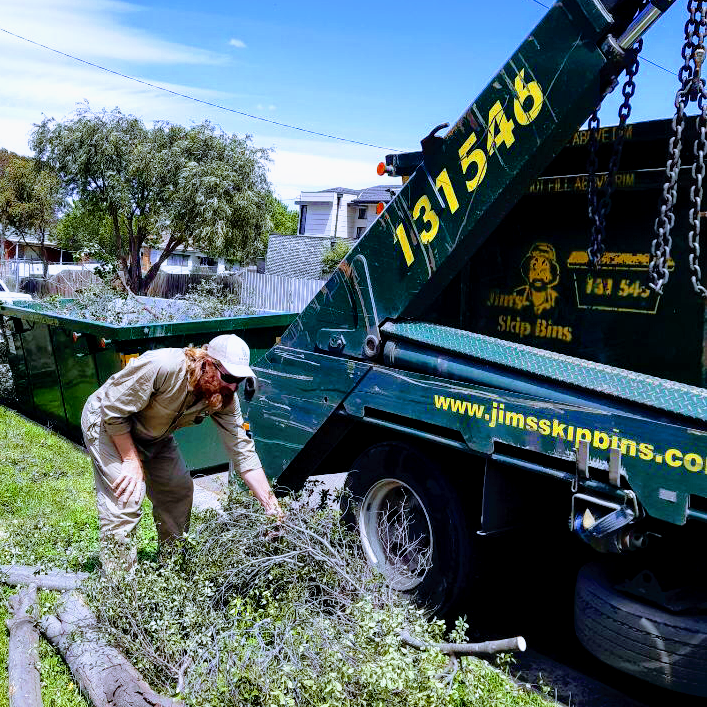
[0,0,691,204]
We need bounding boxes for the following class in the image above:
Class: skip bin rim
[0,301,296,341]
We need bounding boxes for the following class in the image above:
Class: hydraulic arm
[249,0,676,476]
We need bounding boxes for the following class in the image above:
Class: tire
[575,562,707,697]
[344,442,473,615]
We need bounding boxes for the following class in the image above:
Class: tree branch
[6,584,43,707]
[141,236,183,294]
[398,630,526,656]
[1,564,88,590]
[40,591,184,707]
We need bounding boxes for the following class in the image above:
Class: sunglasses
[215,364,243,386]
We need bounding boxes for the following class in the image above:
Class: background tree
[0,149,64,277]
[270,197,299,235]
[55,199,124,264]
[32,106,275,294]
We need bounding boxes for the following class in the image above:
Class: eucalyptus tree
[32,106,274,294]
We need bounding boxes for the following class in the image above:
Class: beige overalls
[81,348,261,566]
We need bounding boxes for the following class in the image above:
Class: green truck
[247,0,707,697]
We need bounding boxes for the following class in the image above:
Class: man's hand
[112,457,146,508]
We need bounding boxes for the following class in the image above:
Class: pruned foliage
[38,276,249,325]
[83,493,550,707]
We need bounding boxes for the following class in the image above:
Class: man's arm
[239,467,282,518]
[111,432,146,508]
[211,400,282,518]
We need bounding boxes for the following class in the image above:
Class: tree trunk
[6,584,43,707]
[40,591,182,707]
[40,234,49,279]
[1,565,88,590]
[141,237,182,295]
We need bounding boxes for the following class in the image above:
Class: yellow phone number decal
[394,69,543,267]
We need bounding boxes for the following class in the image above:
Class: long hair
[184,346,232,411]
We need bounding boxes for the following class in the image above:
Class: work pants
[81,407,193,572]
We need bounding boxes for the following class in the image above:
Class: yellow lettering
[513,69,543,124]
[575,428,592,446]
[638,442,654,461]
[593,431,610,450]
[412,195,439,244]
[459,132,487,192]
[665,448,683,468]
[487,101,515,155]
[395,223,414,267]
[435,169,459,214]
[684,453,703,473]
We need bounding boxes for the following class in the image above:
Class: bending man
[81,334,280,570]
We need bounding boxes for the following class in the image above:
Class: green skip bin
[0,298,295,473]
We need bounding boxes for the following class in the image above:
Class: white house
[295,184,401,242]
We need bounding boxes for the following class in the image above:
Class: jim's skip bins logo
[486,242,572,342]
[434,395,707,475]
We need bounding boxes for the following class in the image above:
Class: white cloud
[261,137,398,203]
[0,0,224,65]
[0,1,395,202]
[228,38,246,49]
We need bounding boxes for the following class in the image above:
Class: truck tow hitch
[571,490,645,553]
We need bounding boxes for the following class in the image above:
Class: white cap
[206,334,255,379]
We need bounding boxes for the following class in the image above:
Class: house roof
[313,187,361,195]
[352,185,402,204]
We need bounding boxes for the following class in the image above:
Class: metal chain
[587,40,643,269]
[650,0,705,294]
[587,111,601,265]
[688,14,707,296]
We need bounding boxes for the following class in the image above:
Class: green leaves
[31,106,276,293]
[0,148,64,276]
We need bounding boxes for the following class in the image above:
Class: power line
[0,26,402,152]
[641,56,677,76]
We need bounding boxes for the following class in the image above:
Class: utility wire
[525,0,677,76]
[0,26,402,152]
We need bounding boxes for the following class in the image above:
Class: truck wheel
[575,562,707,697]
[344,442,473,614]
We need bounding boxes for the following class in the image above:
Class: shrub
[321,241,351,277]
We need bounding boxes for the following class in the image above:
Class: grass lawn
[0,405,156,707]
[0,405,557,707]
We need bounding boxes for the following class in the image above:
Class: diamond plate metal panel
[382,321,707,422]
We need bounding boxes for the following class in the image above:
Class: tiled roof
[314,187,360,195]
[352,185,402,203]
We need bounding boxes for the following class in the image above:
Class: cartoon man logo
[514,242,560,315]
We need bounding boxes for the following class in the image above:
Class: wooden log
[1,565,88,590]
[399,629,527,656]
[40,591,183,707]
[6,584,43,707]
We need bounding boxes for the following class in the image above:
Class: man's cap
[206,334,255,379]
